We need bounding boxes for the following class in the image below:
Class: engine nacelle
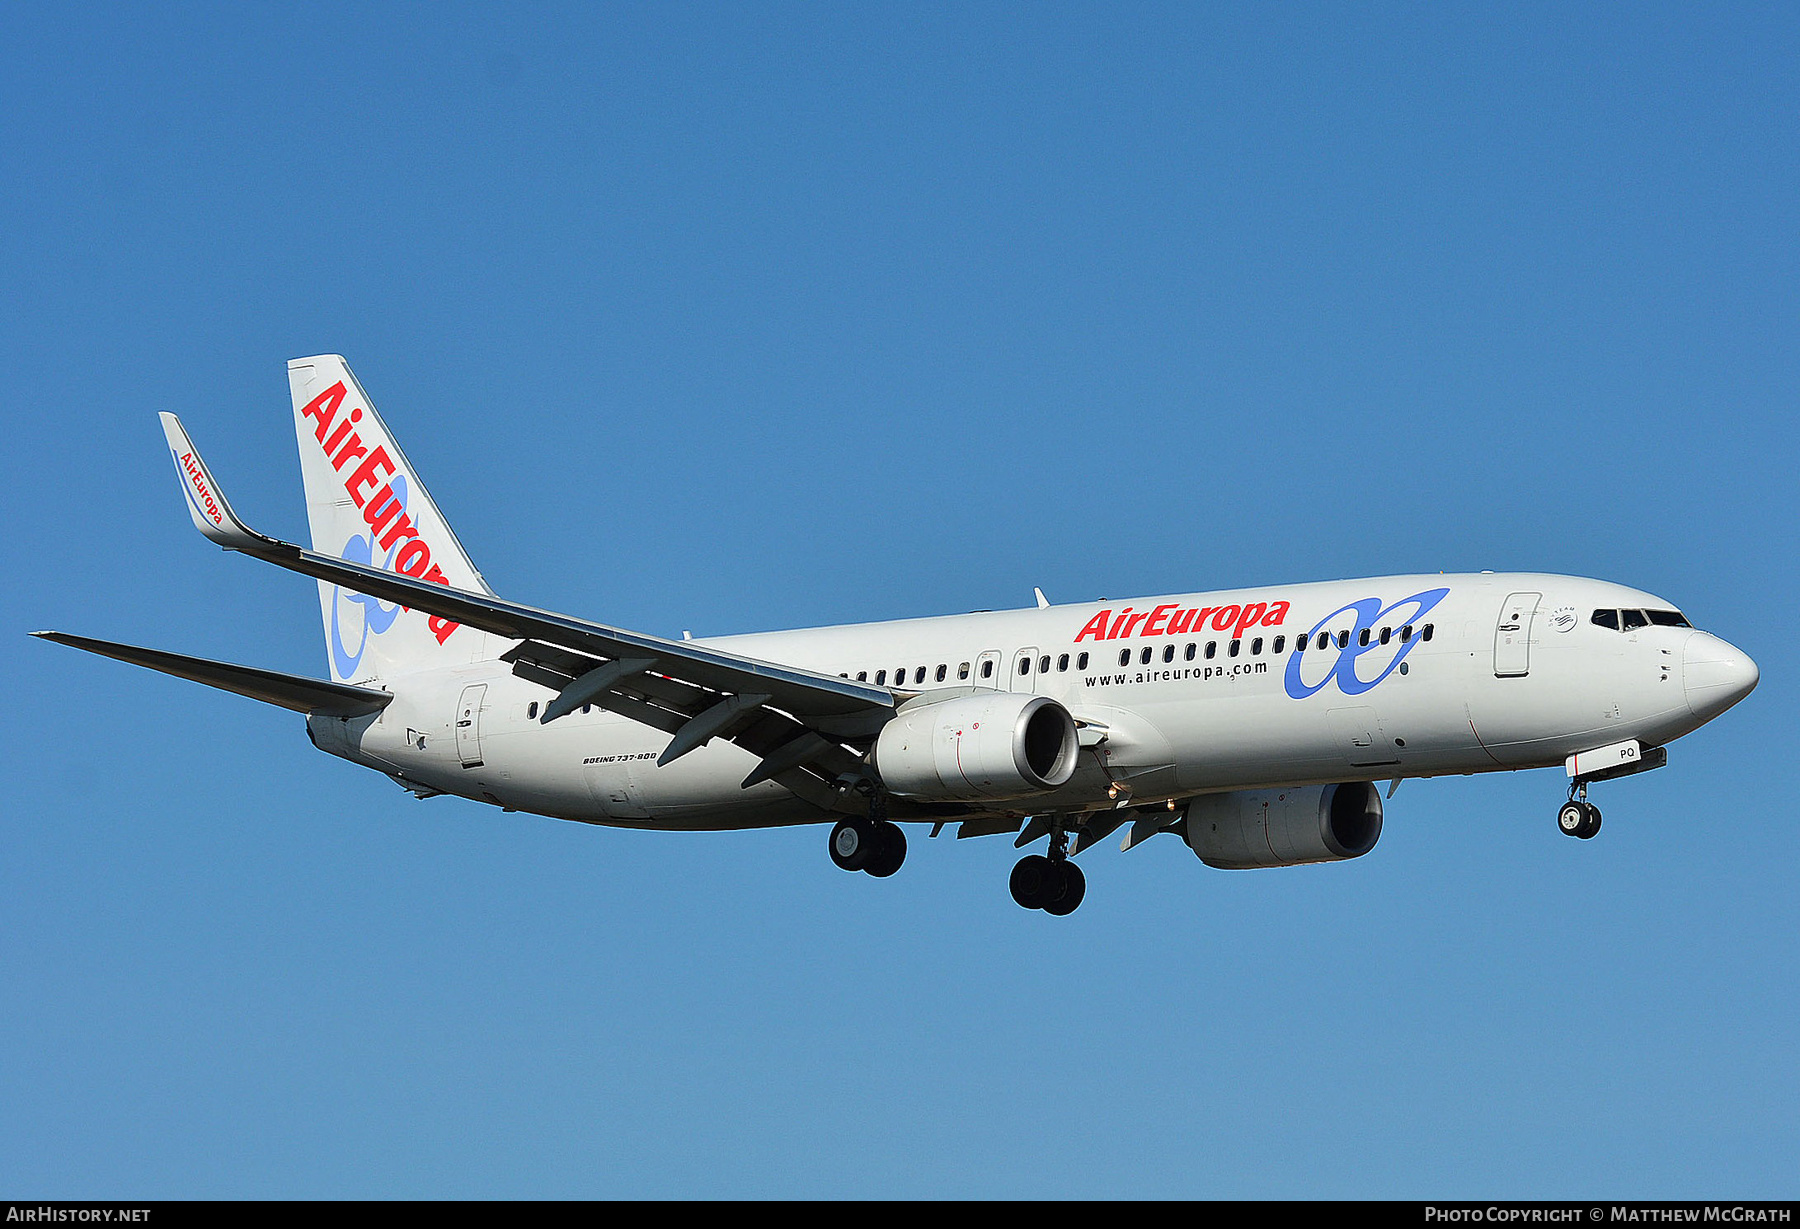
[874,692,1079,801]
[1182,782,1383,869]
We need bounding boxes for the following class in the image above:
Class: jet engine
[873,692,1079,801]
[1183,782,1383,869]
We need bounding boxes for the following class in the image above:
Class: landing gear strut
[1010,824,1086,915]
[829,793,907,877]
[1558,783,1602,840]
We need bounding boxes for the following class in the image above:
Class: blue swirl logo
[328,475,411,679]
[1283,587,1450,699]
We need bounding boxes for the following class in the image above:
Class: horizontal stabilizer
[32,631,393,718]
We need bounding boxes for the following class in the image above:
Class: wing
[159,413,897,813]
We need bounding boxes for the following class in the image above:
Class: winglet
[158,413,271,552]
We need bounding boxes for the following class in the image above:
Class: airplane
[35,355,1760,915]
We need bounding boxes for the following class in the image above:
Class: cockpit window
[1594,607,1689,632]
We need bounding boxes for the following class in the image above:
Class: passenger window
[1400,625,1413,642]
[1057,653,1069,671]
[981,660,994,679]
[1139,647,1152,665]
[857,671,868,682]
[1317,632,1330,651]
[875,670,887,685]
[958,662,971,680]
[1229,639,1241,657]
[1184,643,1196,661]
[1251,636,1263,655]
[1338,631,1350,649]
[1379,626,1391,645]
[1162,644,1174,663]
[1018,657,1031,675]
[528,701,538,719]
[1358,628,1370,647]
[1119,649,1130,667]
[1039,655,1051,674]
[582,704,591,714]
[1621,609,1648,631]
[1076,652,1089,670]
[1421,624,1434,641]
[1205,641,1217,659]
[1273,635,1286,654]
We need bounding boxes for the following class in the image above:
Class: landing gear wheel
[1558,801,1587,837]
[1558,800,1602,840]
[1042,860,1086,916]
[829,818,876,871]
[863,822,907,877]
[1009,852,1087,914]
[1010,854,1054,909]
[1576,803,1601,839]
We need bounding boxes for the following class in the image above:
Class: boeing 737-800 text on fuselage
[36,356,1760,914]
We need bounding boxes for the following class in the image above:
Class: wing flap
[498,640,866,787]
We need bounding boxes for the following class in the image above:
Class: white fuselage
[308,572,1754,830]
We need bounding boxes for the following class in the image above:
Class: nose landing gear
[1009,825,1087,915]
[1557,742,1669,841]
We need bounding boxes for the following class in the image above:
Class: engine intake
[1183,782,1383,869]
[874,692,1079,801]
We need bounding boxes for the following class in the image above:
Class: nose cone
[1683,632,1759,722]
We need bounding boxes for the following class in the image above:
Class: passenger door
[455,683,487,768]
[1493,592,1542,678]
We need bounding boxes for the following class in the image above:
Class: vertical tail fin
[288,355,492,683]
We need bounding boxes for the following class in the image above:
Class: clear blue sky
[3,2,1795,1198]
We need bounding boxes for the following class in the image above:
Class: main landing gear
[1010,826,1086,916]
[829,807,907,878]
[1558,785,1602,840]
